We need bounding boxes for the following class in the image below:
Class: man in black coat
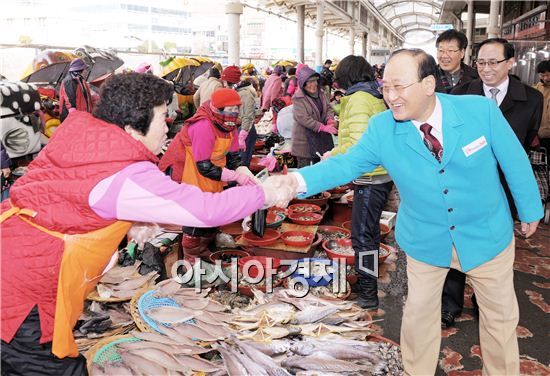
[435,29,479,93]
[440,38,543,328]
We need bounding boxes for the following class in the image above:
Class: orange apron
[1,205,131,358]
[181,136,233,193]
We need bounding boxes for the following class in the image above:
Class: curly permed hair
[93,72,174,135]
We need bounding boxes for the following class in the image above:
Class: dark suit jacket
[436,63,479,94]
[451,75,543,148]
[452,75,543,218]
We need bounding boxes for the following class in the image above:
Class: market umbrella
[159,57,201,95]
[73,46,124,82]
[190,57,215,78]
[20,50,76,85]
[274,60,298,68]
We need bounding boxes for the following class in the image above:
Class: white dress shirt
[412,96,443,145]
[483,77,509,107]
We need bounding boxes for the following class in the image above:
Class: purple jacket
[1,143,10,169]
[291,66,335,159]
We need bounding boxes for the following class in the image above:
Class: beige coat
[237,84,257,132]
[534,82,550,139]
[193,77,222,108]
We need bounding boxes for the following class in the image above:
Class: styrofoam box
[380,211,397,229]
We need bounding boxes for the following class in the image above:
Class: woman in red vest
[1,73,284,375]
[159,88,258,263]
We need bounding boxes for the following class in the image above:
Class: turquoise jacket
[299,93,543,271]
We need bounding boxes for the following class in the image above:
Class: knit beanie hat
[221,65,241,84]
[211,88,241,108]
[69,58,88,72]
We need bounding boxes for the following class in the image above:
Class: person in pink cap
[135,62,153,74]
[261,65,284,111]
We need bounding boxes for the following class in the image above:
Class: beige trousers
[401,239,519,376]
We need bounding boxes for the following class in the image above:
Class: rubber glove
[318,124,338,135]
[221,168,257,186]
[326,118,336,127]
[236,166,260,183]
[238,130,249,151]
[259,155,278,172]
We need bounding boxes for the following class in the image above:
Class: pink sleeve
[188,119,216,161]
[88,161,265,227]
[229,128,239,152]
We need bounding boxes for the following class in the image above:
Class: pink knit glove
[326,118,336,127]
[221,168,256,186]
[318,124,338,135]
[238,130,248,151]
[68,108,76,113]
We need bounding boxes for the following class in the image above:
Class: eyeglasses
[437,48,462,55]
[379,79,422,95]
[475,58,510,69]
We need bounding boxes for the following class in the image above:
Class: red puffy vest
[1,111,157,344]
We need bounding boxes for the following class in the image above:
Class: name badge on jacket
[462,136,487,157]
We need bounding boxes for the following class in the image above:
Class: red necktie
[420,123,443,162]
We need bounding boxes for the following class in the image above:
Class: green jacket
[332,90,388,176]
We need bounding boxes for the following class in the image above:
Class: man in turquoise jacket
[266,48,542,375]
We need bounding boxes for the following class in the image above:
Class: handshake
[260,174,300,208]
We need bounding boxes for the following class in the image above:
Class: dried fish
[145,306,197,324]
[235,340,292,376]
[291,306,340,325]
[119,350,168,375]
[117,340,192,355]
[243,340,292,356]
[290,338,381,363]
[172,323,220,341]
[154,279,183,297]
[282,354,371,373]
[173,354,222,372]
[102,361,134,376]
[130,348,193,373]
[100,262,141,284]
[132,330,181,345]
[191,320,229,339]
[173,297,210,310]
[216,344,252,376]
[109,271,157,291]
[156,325,197,345]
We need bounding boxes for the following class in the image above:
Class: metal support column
[488,0,501,38]
[225,1,243,66]
[296,5,305,62]
[349,1,356,55]
[465,0,474,63]
[366,32,372,62]
[315,0,325,69]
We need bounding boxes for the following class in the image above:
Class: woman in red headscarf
[159,88,258,261]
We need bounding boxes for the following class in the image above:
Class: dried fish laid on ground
[133,281,234,352]
[215,336,399,376]
[75,302,135,352]
[92,262,158,300]
[88,333,224,375]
